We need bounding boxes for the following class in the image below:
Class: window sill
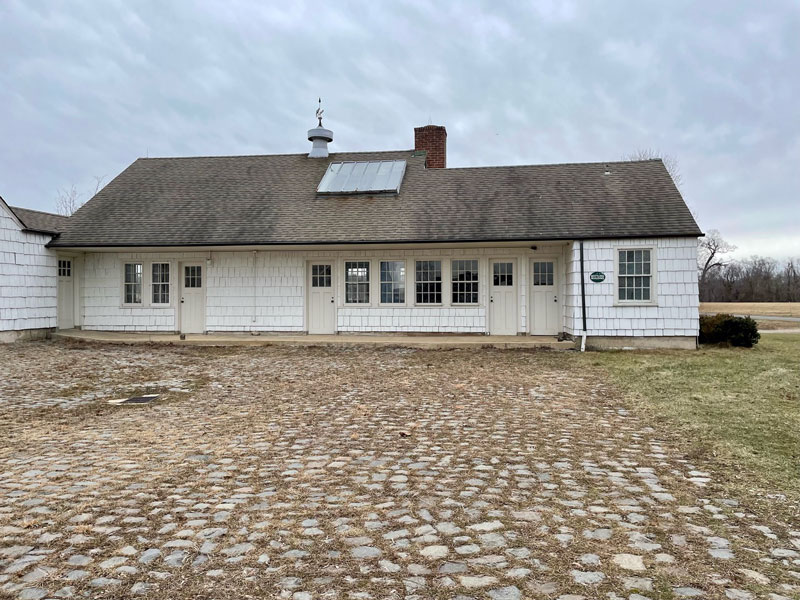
[613,301,659,308]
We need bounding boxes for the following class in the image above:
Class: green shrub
[699,314,760,347]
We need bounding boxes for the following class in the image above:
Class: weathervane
[316,97,324,127]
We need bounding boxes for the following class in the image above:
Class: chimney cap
[414,124,447,135]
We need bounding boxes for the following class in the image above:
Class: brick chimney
[414,125,447,168]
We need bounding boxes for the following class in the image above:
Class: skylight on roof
[317,160,407,194]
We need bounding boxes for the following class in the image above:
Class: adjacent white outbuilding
[0,198,64,342]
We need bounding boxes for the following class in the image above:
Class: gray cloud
[1,0,798,257]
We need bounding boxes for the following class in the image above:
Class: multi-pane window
[532,261,554,286]
[380,261,405,303]
[152,263,170,304]
[345,261,370,303]
[493,262,513,286]
[58,260,71,277]
[415,260,442,304]
[618,249,652,301]
[311,264,331,288]
[451,259,479,304]
[184,265,202,288]
[124,263,143,304]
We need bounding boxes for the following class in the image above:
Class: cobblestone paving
[1,341,799,599]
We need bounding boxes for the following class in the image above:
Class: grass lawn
[700,301,800,317]
[583,334,800,504]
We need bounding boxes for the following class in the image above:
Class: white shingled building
[0,197,67,342]
[3,122,702,348]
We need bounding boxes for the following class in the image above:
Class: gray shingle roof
[10,206,68,235]
[50,150,701,248]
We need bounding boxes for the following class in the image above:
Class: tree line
[698,230,799,302]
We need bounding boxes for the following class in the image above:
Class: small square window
[311,264,332,288]
[532,261,554,286]
[493,262,513,287]
[184,265,202,288]
[58,260,71,277]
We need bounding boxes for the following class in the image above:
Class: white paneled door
[57,259,74,329]
[308,263,335,334]
[530,259,560,335]
[180,263,205,334]
[489,260,517,335]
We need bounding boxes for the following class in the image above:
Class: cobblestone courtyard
[1,341,798,600]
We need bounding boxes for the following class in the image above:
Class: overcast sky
[1,1,798,259]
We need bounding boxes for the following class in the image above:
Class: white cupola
[307,98,333,158]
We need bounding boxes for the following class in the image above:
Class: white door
[57,259,74,329]
[530,259,560,335]
[308,263,335,334]
[489,260,517,335]
[180,264,205,334]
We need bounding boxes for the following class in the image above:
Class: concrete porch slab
[53,329,573,350]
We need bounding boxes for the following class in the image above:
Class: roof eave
[47,231,703,250]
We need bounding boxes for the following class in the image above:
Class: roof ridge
[9,205,65,218]
[138,149,415,161]
[437,158,664,171]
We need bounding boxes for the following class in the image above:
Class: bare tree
[55,185,83,216]
[92,175,106,196]
[54,175,107,216]
[698,229,736,297]
[701,255,800,302]
[785,259,799,302]
[623,148,683,188]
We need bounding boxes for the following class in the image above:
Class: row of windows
[337,259,483,305]
[332,259,528,305]
[117,250,653,307]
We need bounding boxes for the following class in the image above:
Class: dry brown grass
[756,319,800,330]
[700,302,800,317]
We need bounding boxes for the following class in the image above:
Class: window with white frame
[532,261,554,286]
[345,261,370,303]
[493,262,513,286]
[617,248,653,301]
[415,260,442,304]
[311,264,331,288]
[184,265,202,288]
[58,259,71,277]
[380,261,405,303]
[451,259,479,304]
[152,263,170,304]
[124,263,143,304]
